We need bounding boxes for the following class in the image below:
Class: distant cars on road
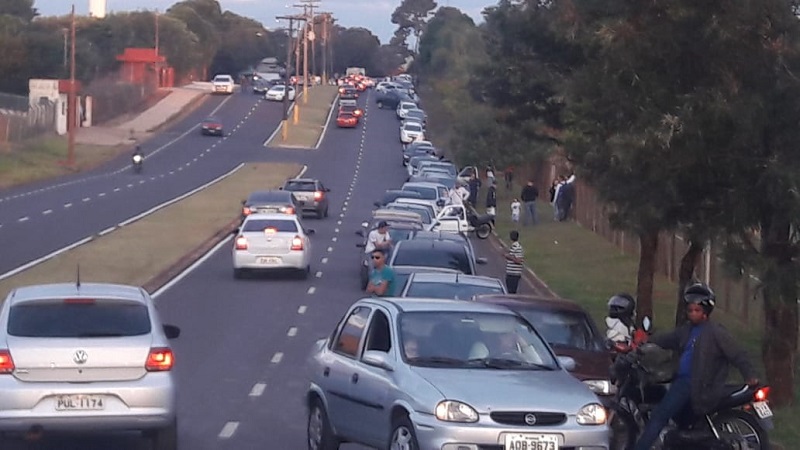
[200,116,223,136]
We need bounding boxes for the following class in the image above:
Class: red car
[336,112,358,128]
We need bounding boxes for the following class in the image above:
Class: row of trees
[410,1,800,407]
[0,0,406,96]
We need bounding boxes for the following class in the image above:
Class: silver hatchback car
[0,282,180,449]
[306,297,609,450]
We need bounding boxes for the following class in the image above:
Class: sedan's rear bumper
[233,250,307,270]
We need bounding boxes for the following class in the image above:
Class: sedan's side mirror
[306,229,316,235]
[373,201,382,207]
[355,230,364,237]
[231,228,240,235]
[278,186,283,190]
[476,257,488,265]
[557,356,576,372]
[362,350,394,372]
[325,188,331,192]
[241,199,246,205]
[163,324,181,339]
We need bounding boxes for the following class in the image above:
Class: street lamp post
[276,14,304,140]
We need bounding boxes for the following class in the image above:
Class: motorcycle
[466,209,493,239]
[131,153,143,174]
[608,337,773,450]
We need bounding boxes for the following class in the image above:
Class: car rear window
[392,246,472,273]
[284,181,317,191]
[404,123,422,132]
[243,219,298,232]
[248,192,291,203]
[405,282,504,300]
[515,308,603,351]
[403,186,437,200]
[8,300,151,338]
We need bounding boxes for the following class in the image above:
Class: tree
[0,0,37,22]
[390,0,437,54]
[330,27,381,75]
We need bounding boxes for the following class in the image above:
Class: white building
[89,0,106,18]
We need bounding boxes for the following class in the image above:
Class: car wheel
[316,208,324,219]
[324,206,329,218]
[377,101,383,109]
[150,419,178,450]
[233,268,244,279]
[307,399,339,450]
[388,415,419,450]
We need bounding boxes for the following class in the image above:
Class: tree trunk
[635,229,659,328]
[760,213,798,408]
[675,238,704,326]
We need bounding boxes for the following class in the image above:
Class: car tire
[233,268,244,279]
[323,206,329,218]
[150,419,178,450]
[307,399,339,450]
[377,101,383,109]
[316,208,324,219]
[388,415,419,450]
[299,265,310,280]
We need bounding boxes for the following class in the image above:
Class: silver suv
[0,282,180,449]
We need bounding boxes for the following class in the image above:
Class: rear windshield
[392,246,472,274]
[284,181,317,191]
[403,186,437,200]
[243,219,298,232]
[247,192,291,203]
[8,301,151,338]
[404,123,422,132]
[405,282,505,300]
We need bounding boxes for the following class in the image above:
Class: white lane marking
[18,217,29,223]
[298,305,307,314]
[287,327,298,337]
[127,184,134,188]
[271,352,283,364]
[249,383,267,397]
[334,228,339,233]
[152,235,232,299]
[339,213,344,218]
[98,192,106,197]
[218,421,239,439]
[82,197,91,202]
[315,271,323,278]
[321,257,328,264]
[113,188,120,192]
[64,203,72,208]
[327,247,333,252]
[332,237,337,242]
[42,210,52,215]
[337,220,342,225]
[296,164,308,178]
[314,92,339,149]
[307,287,316,294]
[98,226,116,236]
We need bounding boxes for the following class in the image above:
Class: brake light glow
[291,236,304,250]
[354,109,363,116]
[265,227,277,234]
[338,87,345,94]
[243,207,252,215]
[754,387,770,402]
[145,348,174,372]
[64,298,96,304]
[314,191,323,200]
[281,207,294,214]
[0,350,14,374]
[235,236,248,250]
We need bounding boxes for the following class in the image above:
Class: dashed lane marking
[42,210,52,215]
[321,257,328,264]
[271,352,283,364]
[18,216,29,223]
[249,383,267,397]
[287,327,298,337]
[307,287,316,294]
[315,271,323,278]
[218,422,239,439]
[298,305,307,314]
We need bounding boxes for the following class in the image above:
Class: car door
[434,204,466,233]
[321,305,372,441]
[349,308,396,447]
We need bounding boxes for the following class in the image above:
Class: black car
[251,79,270,94]
[241,190,300,221]
[388,239,479,275]
[280,178,330,218]
[200,116,223,136]
[373,189,423,208]
[355,219,423,288]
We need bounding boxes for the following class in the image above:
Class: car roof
[373,209,422,221]
[247,190,294,202]
[395,239,467,253]
[403,181,447,190]
[472,294,590,314]
[362,297,514,314]
[7,283,146,306]
[408,273,502,287]
[411,230,468,242]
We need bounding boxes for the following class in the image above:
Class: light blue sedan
[305,297,609,450]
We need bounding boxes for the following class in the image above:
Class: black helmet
[683,282,716,314]
[607,293,635,319]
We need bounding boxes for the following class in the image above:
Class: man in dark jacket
[633,282,759,450]
[520,180,538,226]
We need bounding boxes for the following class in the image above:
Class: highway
[0,89,527,449]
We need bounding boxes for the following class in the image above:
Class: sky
[34,0,489,45]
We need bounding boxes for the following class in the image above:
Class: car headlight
[583,379,617,395]
[434,400,478,423]
[576,403,607,425]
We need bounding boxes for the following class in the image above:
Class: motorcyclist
[632,282,760,450]
[132,145,144,162]
[605,293,636,344]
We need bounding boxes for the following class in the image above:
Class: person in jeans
[520,180,539,226]
[504,231,524,294]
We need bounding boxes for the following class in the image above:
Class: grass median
[482,184,798,447]
[0,162,302,301]
[266,86,339,148]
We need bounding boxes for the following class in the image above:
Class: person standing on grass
[504,230,525,294]
[520,180,539,226]
[510,198,521,223]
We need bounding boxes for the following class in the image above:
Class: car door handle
[351,373,359,384]
[323,367,330,377]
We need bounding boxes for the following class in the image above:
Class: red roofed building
[116,48,174,87]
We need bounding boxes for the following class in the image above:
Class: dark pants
[633,377,692,450]
[505,274,521,294]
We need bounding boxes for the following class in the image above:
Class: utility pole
[276,15,301,141]
[295,0,319,103]
[317,12,333,84]
[66,4,77,168]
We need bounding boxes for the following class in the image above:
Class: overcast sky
[34,0,488,45]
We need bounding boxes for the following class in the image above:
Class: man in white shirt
[364,221,392,254]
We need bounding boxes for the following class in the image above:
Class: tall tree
[0,0,37,22]
[390,0,437,54]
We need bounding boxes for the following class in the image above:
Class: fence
[85,70,159,124]
[0,93,56,144]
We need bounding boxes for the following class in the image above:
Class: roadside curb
[145,91,209,133]
[313,92,340,149]
[488,229,559,298]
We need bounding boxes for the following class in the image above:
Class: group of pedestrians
[549,174,576,222]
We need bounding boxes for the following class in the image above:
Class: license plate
[504,434,558,450]
[257,257,281,264]
[56,394,104,411]
[753,401,773,419]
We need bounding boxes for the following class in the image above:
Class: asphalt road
[0,89,542,449]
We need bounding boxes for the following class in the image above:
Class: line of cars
[305,75,615,449]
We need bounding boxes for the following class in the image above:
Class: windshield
[404,281,505,300]
[284,181,317,191]
[402,186,437,200]
[399,312,557,369]
[9,301,151,338]
[516,308,604,352]
[404,123,422,132]
[392,245,472,273]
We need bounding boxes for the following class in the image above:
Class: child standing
[510,198,521,223]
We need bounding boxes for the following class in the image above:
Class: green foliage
[391,0,437,53]
[0,0,37,22]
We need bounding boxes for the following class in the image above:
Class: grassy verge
[487,186,799,447]
[0,162,302,301]
[266,86,339,148]
[0,136,119,189]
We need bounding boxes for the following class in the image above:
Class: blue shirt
[677,324,705,378]
[369,266,395,296]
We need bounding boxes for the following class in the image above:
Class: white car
[400,121,425,144]
[265,85,296,102]
[232,213,314,278]
[211,74,235,94]
[0,282,180,449]
[396,101,417,119]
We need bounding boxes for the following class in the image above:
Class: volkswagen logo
[524,413,537,425]
[73,350,88,365]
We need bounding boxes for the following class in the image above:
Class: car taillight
[281,207,294,214]
[145,347,174,372]
[314,191,323,200]
[291,236,304,250]
[355,110,363,116]
[0,350,14,374]
[754,386,770,402]
[235,236,248,250]
[243,207,251,215]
